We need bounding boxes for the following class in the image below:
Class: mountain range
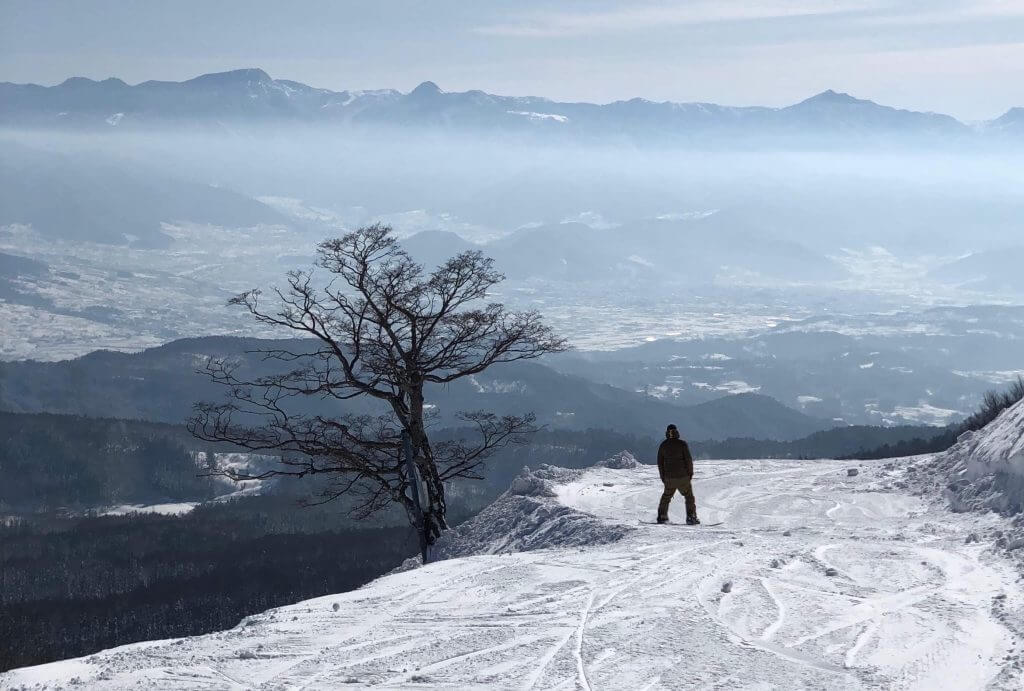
[0,336,835,441]
[402,215,848,284]
[1,68,1014,145]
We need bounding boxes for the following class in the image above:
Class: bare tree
[188,224,566,559]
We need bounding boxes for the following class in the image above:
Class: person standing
[656,424,699,524]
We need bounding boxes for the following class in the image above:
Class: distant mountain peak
[995,106,1024,122]
[409,81,443,98]
[798,89,864,106]
[55,76,129,91]
[59,76,98,87]
[187,68,273,85]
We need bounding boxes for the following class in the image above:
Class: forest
[0,498,417,672]
[0,412,223,512]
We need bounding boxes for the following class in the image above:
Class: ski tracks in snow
[560,459,1024,689]
[3,458,1023,690]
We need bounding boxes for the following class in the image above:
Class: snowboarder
[657,424,699,524]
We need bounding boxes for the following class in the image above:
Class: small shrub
[958,376,1024,434]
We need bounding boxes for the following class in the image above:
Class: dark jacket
[657,438,693,480]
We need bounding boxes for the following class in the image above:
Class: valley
[2,44,1024,689]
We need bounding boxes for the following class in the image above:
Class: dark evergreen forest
[0,412,223,512]
[0,499,417,672]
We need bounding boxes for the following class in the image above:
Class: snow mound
[595,450,641,469]
[916,399,1024,515]
[508,463,580,497]
[428,464,632,562]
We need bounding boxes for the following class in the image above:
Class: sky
[2,0,1024,121]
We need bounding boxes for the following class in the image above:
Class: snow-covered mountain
[6,445,1023,689]
[0,68,400,128]
[0,68,994,145]
[779,89,964,135]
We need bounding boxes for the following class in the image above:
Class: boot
[656,515,669,524]
[686,515,701,525]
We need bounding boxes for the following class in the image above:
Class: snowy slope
[4,455,1024,690]
[907,398,1024,516]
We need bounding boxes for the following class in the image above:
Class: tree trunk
[408,384,449,546]
[401,431,429,563]
[417,443,449,541]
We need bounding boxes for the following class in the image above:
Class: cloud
[474,0,1024,39]
[473,1,881,38]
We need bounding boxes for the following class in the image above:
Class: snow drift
[427,462,634,562]
[913,398,1024,515]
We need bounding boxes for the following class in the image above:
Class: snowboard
[639,520,724,527]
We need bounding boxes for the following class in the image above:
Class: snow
[890,402,961,425]
[82,454,265,518]
[560,211,618,229]
[908,398,1024,516]
[716,380,762,394]
[953,370,1024,384]
[864,401,961,426]
[97,502,198,517]
[626,254,654,268]
[6,449,1024,689]
[595,450,641,470]
[506,110,570,123]
[654,210,718,221]
[425,465,632,564]
[466,375,527,394]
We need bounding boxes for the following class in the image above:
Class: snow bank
[595,450,641,469]
[918,399,1024,515]
[426,462,634,563]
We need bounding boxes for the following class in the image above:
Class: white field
[96,502,199,517]
[4,455,1022,690]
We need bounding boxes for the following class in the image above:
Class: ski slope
[4,457,1023,690]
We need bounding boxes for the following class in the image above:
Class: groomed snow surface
[4,451,1024,690]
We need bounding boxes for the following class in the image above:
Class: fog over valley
[2,71,1023,427]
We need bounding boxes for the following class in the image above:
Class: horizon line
[6,66,1018,123]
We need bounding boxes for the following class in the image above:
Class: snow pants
[658,477,697,520]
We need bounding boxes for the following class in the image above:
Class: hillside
[0,336,834,441]
[0,141,290,247]
[929,247,1024,295]
[0,411,224,512]
[478,213,848,284]
[5,452,1022,689]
